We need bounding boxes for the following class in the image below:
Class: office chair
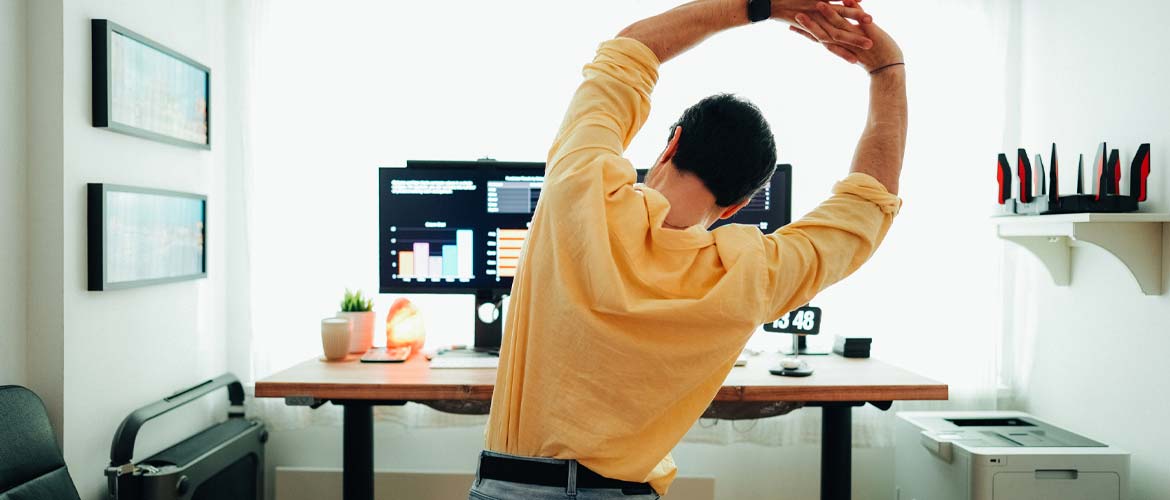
[0,385,83,500]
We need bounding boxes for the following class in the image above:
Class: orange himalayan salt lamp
[385,298,426,357]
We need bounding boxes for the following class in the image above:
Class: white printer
[895,411,1129,500]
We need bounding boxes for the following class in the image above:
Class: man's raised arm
[617,1,747,63]
[846,21,907,194]
[792,3,907,193]
[619,0,872,64]
[750,12,906,321]
[546,1,871,186]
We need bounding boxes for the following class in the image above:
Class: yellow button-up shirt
[485,37,901,495]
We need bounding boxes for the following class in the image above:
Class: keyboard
[428,356,500,369]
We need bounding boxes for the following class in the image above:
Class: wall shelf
[995,213,1170,295]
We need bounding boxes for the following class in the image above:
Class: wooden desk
[256,354,946,500]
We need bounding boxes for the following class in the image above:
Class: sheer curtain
[233,0,1016,443]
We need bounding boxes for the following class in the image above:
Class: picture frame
[88,184,208,291]
[92,19,211,149]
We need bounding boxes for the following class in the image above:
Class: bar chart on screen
[488,228,528,279]
[389,226,474,282]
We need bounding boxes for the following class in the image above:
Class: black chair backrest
[0,386,82,500]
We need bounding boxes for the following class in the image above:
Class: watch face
[748,0,771,22]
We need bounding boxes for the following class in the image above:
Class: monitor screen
[379,161,791,294]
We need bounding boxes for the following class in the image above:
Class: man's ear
[657,126,682,165]
[718,197,751,220]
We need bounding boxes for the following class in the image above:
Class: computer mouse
[780,358,803,370]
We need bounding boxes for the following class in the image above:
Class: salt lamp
[385,298,426,357]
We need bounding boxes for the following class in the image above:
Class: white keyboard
[428,357,500,369]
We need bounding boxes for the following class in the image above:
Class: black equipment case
[106,374,266,500]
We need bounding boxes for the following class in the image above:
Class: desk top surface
[255,353,948,403]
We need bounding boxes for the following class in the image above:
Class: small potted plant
[338,289,375,354]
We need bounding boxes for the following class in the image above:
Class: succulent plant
[340,288,374,312]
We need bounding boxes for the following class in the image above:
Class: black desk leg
[343,403,374,500]
[820,405,852,500]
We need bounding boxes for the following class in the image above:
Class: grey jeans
[469,451,661,500]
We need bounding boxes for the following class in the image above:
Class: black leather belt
[479,454,654,494]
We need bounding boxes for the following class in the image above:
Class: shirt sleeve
[756,173,902,321]
[544,38,660,193]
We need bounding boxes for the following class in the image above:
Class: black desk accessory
[995,142,1151,216]
[833,336,872,358]
[769,359,814,377]
[765,305,823,377]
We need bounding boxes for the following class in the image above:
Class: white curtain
[231,0,1017,444]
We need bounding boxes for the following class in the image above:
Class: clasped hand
[770,0,903,73]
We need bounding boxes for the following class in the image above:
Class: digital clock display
[763,306,821,335]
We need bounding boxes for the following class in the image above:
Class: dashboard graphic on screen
[379,161,791,294]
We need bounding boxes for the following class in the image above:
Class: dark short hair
[668,94,777,207]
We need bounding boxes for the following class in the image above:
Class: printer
[895,411,1129,500]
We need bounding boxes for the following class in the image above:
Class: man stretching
[474,0,906,497]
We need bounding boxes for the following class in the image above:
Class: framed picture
[88,184,208,291]
[92,19,211,149]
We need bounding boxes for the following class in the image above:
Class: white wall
[62,1,230,497]
[0,0,27,387]
[23,1,233,498]
[1010,1,1170,499]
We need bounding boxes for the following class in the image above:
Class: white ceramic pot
[320,318,351,361]
[339,310,375,353]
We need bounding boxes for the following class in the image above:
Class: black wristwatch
[747,0,771,23]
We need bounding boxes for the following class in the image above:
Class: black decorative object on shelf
[995,142,1151,216]
[92,19,211,149]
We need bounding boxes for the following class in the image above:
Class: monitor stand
[782,335,829,356]
[473,289,506,355]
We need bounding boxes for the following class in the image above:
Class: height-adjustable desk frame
[257,353,946,500]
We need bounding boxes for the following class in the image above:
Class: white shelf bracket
[1072,223,1164,295]
[1001,235,1071,287]
[996,217,1167,296]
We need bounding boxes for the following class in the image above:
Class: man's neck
[645,167,718,229]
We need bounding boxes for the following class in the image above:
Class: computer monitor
[379,160,792,349]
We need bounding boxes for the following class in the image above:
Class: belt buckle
[620,485,654,495]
